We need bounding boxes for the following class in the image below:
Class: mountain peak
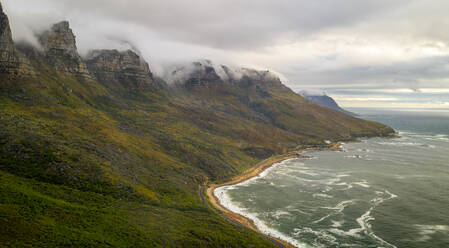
[39,21,79,58]
[86,49,153,90]
[164,60,284,91]
[53,20,70,29]
[38,20,90,77]
[0,1,24,76]
[0,1,12,44]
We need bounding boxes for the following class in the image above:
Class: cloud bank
[3,0,449,109]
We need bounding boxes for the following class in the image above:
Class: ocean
[215,110,449,248]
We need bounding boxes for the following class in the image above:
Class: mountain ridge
[301,92,357,116]
[0,3,394,247]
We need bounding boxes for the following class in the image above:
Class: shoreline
[206,143,343,248]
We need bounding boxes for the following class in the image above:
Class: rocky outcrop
[0,2,34,76]
[165,60,224,88]
[235,68,284,89]
[167,61,284,92]
[38,21,90,78]
[0,2,18,74]
[182,61,223,88]
[86,49,153,90]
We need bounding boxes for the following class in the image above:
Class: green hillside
[0,3,394,247]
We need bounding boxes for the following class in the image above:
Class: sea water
[215,110,449,248]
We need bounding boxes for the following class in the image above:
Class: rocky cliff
[0,3,395,247]
[38,21,90,78]
[86,49,153,90]
[0,2,17,74]
[0,3,34,76]
[167,61,285,91]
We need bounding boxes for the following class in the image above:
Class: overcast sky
[3,0,449,110]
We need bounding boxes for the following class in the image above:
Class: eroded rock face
[86,49,153,90]
[38,21,90,78]
[183,62,223,88]
[166,61,283,91]
[0,3,25,75]
[236,68,284,89]
[0,2,17,72]
[0,2,34,76]
[166,61,225,89]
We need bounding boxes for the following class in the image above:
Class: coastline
[206,143,342,248]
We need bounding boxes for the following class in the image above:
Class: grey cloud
[4,0,410,51]
[3,0,449,109]
[283,55,449,92]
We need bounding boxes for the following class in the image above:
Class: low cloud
[3,0,449,109]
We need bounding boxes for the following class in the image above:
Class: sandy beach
[206,143,343,248]
[206,152,303,248]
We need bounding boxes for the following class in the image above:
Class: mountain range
[0,2,394,247]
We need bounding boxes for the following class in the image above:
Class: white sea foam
[331,220,344,228]
[336,182,354,191]
[292,227,337,247]
[214,159,310,248]
[271,210,293,220]
[346,190,398,248]
[336,173,351,178]
[297,170,320,176]
[215,136,411,248]
[234,159,293,187]
[357,148,372,153]
[377,141,424,147]
[413,224,449,242]
[314,200,355,224]
[325,178,342,185]
[286,205,311,216]
[353,180,370,188]
[344,155,364,159]
[328,228,362,238]
[303,156,318,160]
[406,132,449,142]
[313,193,333,199]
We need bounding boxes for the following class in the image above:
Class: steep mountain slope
[301,92,357,116]
[0,4,394,247]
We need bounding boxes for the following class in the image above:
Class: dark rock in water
[86,49,153,90]
[38,21,90,78]
[0,2,34,76]
[301,92,357,116]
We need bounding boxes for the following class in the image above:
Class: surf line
[206,143,343,248]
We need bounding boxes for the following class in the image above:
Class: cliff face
[234,68,284,90]
[0,3,395,248]
[183,62,223,88]
[0,2,17,73]
[38,21,90,78]
[86,49,153,90]
[168,61,284,92]
[0,3,34,76]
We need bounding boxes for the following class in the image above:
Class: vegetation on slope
[0,66,393,247]
[0,6,394,246]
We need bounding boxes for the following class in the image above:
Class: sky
[3,0,449,110]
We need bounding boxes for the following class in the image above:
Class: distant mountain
[0,2,393,247]
[301,92,357,116]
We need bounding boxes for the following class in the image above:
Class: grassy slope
[0,62,393,247]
